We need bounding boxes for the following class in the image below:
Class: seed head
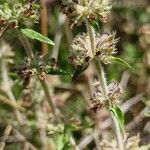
[70,33,94,66]
[90,80,123,112]
[0,0,39,30]
[70,32,118,66]
[59,0,112,27]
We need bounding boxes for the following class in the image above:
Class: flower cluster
[70,32,118,66]
[90,80,123,113]
[70,33,93,66]
[0,0,39,31]
[59,0,112,27]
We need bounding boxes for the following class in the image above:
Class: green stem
[39,79,60,121]
[18,30,59,121]
[86,20,124,150]
[94,60,108,98]
[86,19,108,97]
[18,30,79,148]
[85,19,95,54]
[111,113,124,150]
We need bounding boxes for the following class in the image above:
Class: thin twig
[126,106,149,131]
[70,135,80,150]
[18,27,78,149]
[0,23,10,39]
[94,60,109,97]
[35,104,48,150]
[0,125,12,150]
[39,79,59,119]
[23,142,30,150]
[1,61,24,124]
[51,13,65,61]
[0,95,25,111]
[40,0,48,55]
[78,134,94,149]
[64,17,73,49]
[18,31,59,120]
[13,129,37,150]
[93,127,100,150]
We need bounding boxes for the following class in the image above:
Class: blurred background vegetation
[0,0,150,149]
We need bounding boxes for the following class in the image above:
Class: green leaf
[56,133,71,150]
[110,56,132,69]
[21,28,54,45]
[91,21,100,32]
[45,67,70,75]
[110,104,125,133]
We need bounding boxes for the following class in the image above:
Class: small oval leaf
[21,28,54,45]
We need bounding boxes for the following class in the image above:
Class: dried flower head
[95,32,119,64]
[70,32,118,66]
[90,80,123,112]
[59,0,112,27]
[70,33,94,66]
[0,0,39,30]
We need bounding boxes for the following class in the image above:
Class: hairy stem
[18,30,78,149]
[112,113,124,150]
[86,20,124,150]
[85,20,95,54]
[18,31,59,120]
[94,60,108,97]
[39,79,59,120]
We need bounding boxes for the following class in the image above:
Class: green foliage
[55,132,71,150]
[122,43,141,64]
[21,28,54,46]
[0,0,149,149]
[110,56,132,69]
[110,104,125,133]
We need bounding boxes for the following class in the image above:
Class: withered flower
[70,33,94,66]
[59,0,112,27]
[70,32,118,66]
[90,80,123,113]
[95,32,119,64]
[0,0,38,30]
